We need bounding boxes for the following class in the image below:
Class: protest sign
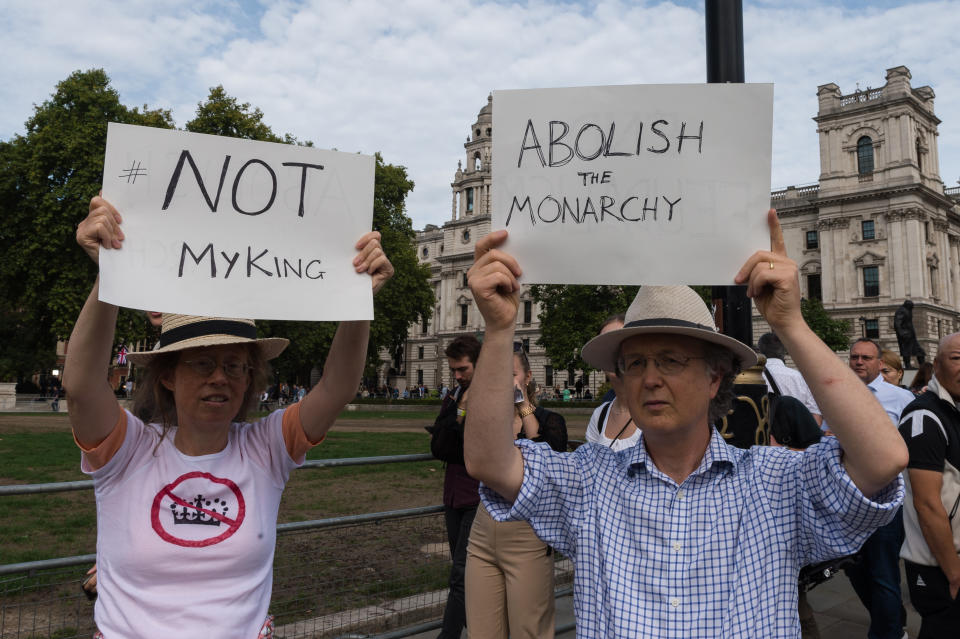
[491,83,773,285]
[99,123,375,320]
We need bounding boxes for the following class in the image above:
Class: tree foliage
[0,69,172,380]
[801,297,851,351]
[529,285,639,372]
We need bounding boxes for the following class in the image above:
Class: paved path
[408,567,921,638]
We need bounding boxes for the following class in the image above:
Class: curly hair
[132,344,271,441]
[702,342,742,425]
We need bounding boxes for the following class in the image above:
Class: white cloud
[2,0,958,229]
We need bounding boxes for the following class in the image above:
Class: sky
[2,0,959,230]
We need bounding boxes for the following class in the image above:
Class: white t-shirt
[585,400,642,452]
[763,358,821,417]
[83,409,303,638]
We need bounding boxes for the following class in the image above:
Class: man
[898,332,960,637]
[463,211,906,638]
[757,331,822,426]
[837,339,914,639]
[848,337,915,638]
[427,334,482,639]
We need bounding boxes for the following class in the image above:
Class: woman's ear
[160,371,175,393]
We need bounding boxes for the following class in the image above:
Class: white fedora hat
[126,315,289,365]
[580,286,758,372]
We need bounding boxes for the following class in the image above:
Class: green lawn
[0,430,443,566]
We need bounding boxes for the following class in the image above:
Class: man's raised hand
[467,230,522,332]
[734,209,803,334]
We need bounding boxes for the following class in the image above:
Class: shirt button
[670,598,680,608]
[672,541,682,551]
[676,490,684,499]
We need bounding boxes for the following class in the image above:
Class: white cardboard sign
[99,123,375,320]
[491,84,774,285]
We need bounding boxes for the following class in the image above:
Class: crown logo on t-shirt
[170,494,228,526]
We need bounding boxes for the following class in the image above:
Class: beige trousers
[465,503,555,639]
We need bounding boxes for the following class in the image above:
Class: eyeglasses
[849,354,876,362]
[181,357,250,379]
[618,353,704,377]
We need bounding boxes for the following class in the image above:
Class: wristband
[517,405,535,418]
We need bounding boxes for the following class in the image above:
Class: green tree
[0,69,172,381]
[529,285,639,372]
[184,88,432,384]
[801,297,851,351]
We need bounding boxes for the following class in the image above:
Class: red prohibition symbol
[151,471,246,548]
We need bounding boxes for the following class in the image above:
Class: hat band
[624,318,717,333]
[159,320,257,349]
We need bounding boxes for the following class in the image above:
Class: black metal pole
[705,0,751,349]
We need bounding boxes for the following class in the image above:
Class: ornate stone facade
[400,66,960,390]
[768,65,960,363]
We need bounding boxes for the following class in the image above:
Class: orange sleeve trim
[75,408,128,471]
[282,402,324,461]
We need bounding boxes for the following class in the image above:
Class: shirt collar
[866,374,884,391]
[927,375,960,410]
[628,427,738,478]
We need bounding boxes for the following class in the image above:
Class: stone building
[398,65,960,393]
[770,65,960,363]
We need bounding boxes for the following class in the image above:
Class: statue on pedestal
[894,300,926,369]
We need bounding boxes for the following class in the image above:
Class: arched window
[474,152,482,171]
[466,188,474,212]
[857,136,874,175]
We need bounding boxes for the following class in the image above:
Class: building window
[466,188,474,212]
[421,315,428,334]
[805,231,818,250]
[522,338,530,353]
[462,229,470,243]
[474,152,482,171]
[857,136,874,175]
[545,365,553,387]
[418,346,424,360]
[460,304,468,327]
[422,247,428,257]
[417,369,423,385]
[523,301,532,324]
[462,272,468,287]
[863,265,879,297]
[917,137,923,172]
[931,266,939,298]
[864,319,879,339]
[861,220,875,241]
[807,274,822,301]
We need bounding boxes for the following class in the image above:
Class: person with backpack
[898,332,960,638]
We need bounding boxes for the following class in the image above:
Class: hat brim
[126,335,289,366]
[581,324,758,372]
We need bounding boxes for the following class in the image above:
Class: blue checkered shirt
[481,428,903,638]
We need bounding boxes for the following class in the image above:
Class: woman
[464,347,566,639]
[584,314,641,451]
[65,196,393,638]
[880,349,905,387]
[909,361,934,395]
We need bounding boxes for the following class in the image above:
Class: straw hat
[126,315,289,365]
[580,286,758,372]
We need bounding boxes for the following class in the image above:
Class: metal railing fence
[1,454,574,639]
